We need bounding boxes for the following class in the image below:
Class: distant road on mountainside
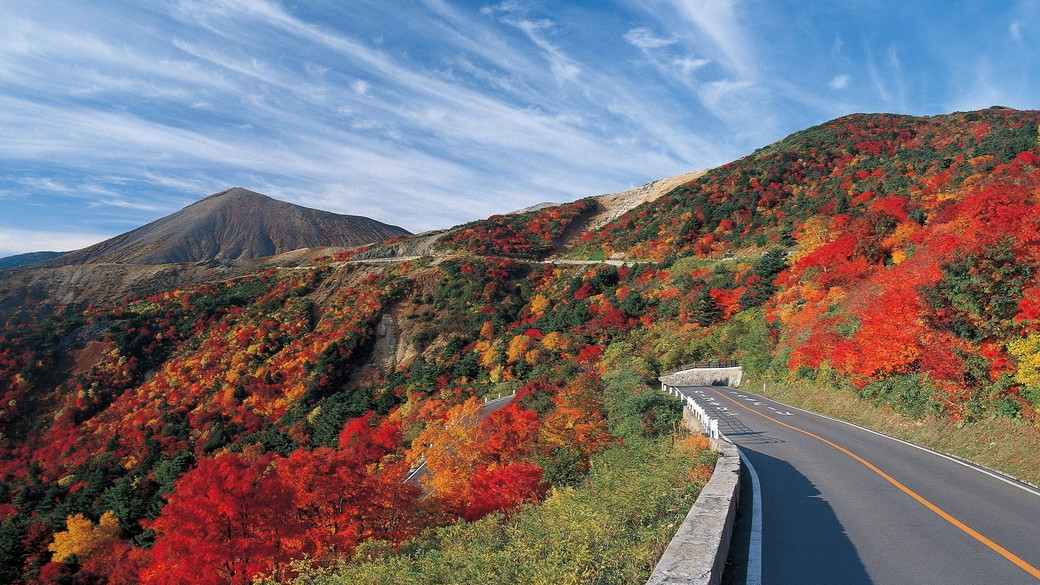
[405,393,515,490]
[673,386,1040,585]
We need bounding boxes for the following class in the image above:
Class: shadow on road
[725,448,873,585]
[713,406,785,446]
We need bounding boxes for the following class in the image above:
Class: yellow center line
[714,389,1040,580]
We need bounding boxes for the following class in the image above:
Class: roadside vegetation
[266,426,717,585]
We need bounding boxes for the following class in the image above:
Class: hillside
[572,107,1040,261]
[3,107,1040,584]
[566,106,1040,420]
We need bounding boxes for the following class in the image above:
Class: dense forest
[2,107,1040,583]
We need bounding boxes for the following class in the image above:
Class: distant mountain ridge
[0,251,66,270]
[44,187,411,266]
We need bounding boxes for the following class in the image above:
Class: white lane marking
[718,387,1040,498]
[738,447,763,585]
[405,462,426,483]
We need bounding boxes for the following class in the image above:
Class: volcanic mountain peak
[48,187,411,266]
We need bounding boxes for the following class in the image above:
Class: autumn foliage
[439,198,595,258]
[406,398,550,521]
[139,415,419,585]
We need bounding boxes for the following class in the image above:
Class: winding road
[673,385,1040,585]
[405,393,515,491]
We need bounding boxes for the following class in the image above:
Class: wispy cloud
[1010,21,1024,42]
[665,0,756,79]
[674,57,711,77]
[481,5,582,84]
[3,1,1040,255]
[625,27,678,50]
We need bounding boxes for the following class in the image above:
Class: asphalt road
[674,385,1040,585]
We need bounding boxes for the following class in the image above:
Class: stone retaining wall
[645,376,743,585]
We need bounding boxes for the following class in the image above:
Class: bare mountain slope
[552,170,708,254]
[587,170,707,232]
[47,187,411,266]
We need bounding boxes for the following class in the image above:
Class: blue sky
[2,1,1040,256]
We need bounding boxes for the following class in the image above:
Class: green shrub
[611,392,683,438]
[858,373,939,418]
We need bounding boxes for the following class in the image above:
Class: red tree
[463,462,549,521]
[140,452,299,585]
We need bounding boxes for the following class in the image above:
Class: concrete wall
[659,367,742,389]
[645,386,742,585]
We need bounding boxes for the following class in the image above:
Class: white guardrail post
[664,384,719,440]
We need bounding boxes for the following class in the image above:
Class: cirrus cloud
[2,0,1040,256]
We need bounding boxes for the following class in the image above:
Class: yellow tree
[541,331,569,353]
[791,214,834,262]
[528,294,551,319]
[48,511,121,563]
[506,335,534,365]
[1009,333,1040,393]
[407,397,484,500]
[540,373,615,461]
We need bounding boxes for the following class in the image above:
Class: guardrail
[662,383,719,439]
[675,359,740,370]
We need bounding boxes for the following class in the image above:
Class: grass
[744,375,1040,487]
